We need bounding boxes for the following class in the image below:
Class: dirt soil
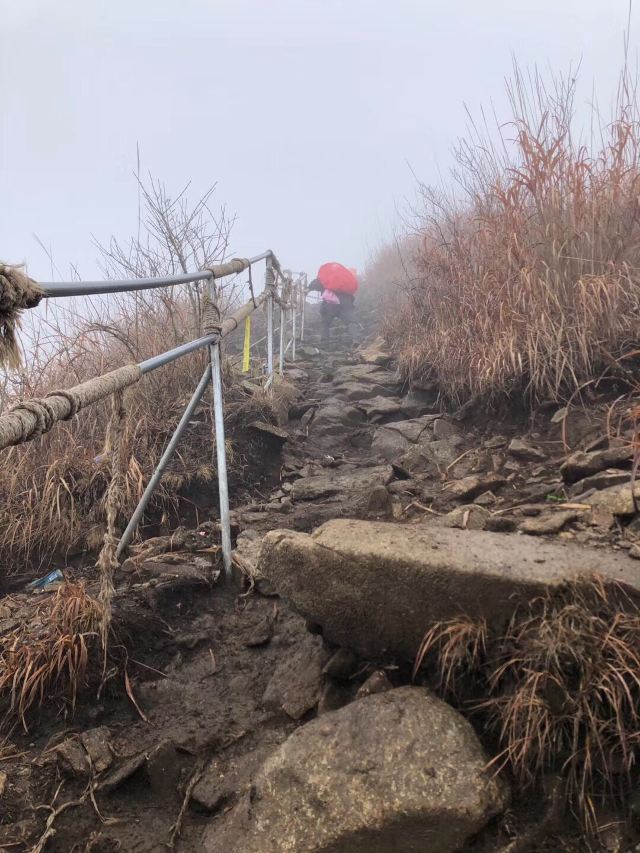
[2,314,640,852]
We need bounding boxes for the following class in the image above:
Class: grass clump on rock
[415,576,640,828]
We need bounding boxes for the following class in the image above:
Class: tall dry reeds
[392,64,640,408]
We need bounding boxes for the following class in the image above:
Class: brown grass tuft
[415,577,640,827]
[0,581,104,729]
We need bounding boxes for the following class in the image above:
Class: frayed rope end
[0,263,43,369]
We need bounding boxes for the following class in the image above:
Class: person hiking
[307,263,358,348]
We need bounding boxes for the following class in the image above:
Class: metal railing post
[300,275,306,342]
[210,339,232,579]
[279,302,286,374]
[291,294,297,361]
[265,255,274,379]
[116,365,212,559]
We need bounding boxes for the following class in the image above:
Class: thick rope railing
[0,249,306,587]
[0,364,142,451]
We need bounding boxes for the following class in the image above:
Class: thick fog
[1,0,636,281]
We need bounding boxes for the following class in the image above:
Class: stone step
[258,519,640,660]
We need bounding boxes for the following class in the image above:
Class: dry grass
[0,303,213,572]
[0,300,278,575]
[390,64,640,409]
[414,576,640,828]
[0,172,278,577]
[0,581,104,729]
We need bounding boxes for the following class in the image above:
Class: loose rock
[356,395,404,422]
[356,669,393,699]
[569,469,631,497]
[202,687,507,853]
[474,490,497,506]
[441,505,490,531]
[585,482,640,517]
[55,737,90,777]
[519,509,581,535]
[97,754,146,794]
[444,473,507,500]
[80,727,113,774]
[560,446,634,483]
[508,437,547,462]
[262,633,329,719]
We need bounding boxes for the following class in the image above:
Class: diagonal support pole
[116,364,212,559]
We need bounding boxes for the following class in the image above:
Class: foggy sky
[1,0,636,282]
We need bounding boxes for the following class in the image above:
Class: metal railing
[0,252,308,579]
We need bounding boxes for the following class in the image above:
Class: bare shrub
[0,172,244,573]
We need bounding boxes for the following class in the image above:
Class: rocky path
[4,323,640,851]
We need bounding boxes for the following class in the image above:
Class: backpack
[317,263,358,295]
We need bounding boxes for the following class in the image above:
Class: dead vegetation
[415,576,640,829]
[0,581,104,729]
[387,63,640,410]
[0,172,275,578]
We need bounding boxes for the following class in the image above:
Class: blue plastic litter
[26,569,64,591]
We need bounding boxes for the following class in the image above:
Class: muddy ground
[3,316,640,852]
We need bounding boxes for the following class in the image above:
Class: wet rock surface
[259,519,640,659]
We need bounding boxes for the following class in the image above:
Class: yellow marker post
[242,316,251,373]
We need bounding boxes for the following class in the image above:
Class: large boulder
[258,519,640,659]
[202,687,507,853]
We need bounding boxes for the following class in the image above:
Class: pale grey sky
[1,0,636,281]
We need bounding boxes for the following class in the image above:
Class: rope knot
[202,294,222,336]
[9,398,56,439]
